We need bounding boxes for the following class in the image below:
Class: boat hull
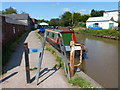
[46,36,61,51]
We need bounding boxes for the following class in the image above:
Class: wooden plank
[24,43,31,83]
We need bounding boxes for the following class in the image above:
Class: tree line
[1,7,28,14]
[1,7,105,27]
[48,12,90,27]
[48,9,105,27]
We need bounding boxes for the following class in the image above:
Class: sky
[1,2,118,20]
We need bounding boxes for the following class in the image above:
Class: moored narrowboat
[45,29,87,58]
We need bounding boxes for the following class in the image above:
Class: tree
[37,19,49,23]
[49,18,60,26]
[80,14,91,22]
[99,10,105,16]
[73,12,81,26]
[60,12,72,26]
[2,7,17,14]
[90,9,105,17]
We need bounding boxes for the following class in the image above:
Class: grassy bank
[2,30,30,71]
[69,75,98,89]
[74,27,120,40]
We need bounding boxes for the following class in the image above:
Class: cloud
[62,8,71,11]
[11,7,16,9]
[79,9,87,13]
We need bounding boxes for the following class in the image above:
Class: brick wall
[2,16,26,46]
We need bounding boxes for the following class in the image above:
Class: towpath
[1,30,74,88]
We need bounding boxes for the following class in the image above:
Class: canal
[75,33,119,88]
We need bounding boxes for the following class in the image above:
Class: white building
[86,17,118,29]
[103,10,119,22]
[86,10,119,29]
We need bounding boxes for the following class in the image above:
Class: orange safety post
[70,41,75,77]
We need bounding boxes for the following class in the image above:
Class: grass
[74,27,120,40]
[29,67,37,71]
[35,31,64,69]
[2,30,30,74]
[35,32,42,41]
[45,44,64,69]
[69,75,98,90]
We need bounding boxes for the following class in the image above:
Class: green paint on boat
[61,33,72,45]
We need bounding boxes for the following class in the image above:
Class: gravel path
[1,30,74,88]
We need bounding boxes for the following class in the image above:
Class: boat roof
[46,29,74,33]
[86,16,114,22]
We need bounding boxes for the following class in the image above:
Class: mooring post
[70,41,75,77]
[24,43,30,83]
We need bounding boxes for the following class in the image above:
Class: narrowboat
[45,29,87,58]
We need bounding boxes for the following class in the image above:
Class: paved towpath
[1,30,74,88]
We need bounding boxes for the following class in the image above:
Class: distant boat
[88,24,102,30]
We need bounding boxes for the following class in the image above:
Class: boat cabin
[46,29,76,46]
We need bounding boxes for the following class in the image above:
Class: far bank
[74,27,120,40]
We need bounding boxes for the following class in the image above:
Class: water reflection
[75,33,118,88]
[79,60,87,73]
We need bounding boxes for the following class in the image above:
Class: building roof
[0,14,27,25]
[5,17,27,25]
[39,22,49,25]
[86,16,114,22]
[105,10,120,12]
[4,14,29,20]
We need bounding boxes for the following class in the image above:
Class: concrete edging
[75,68,104,88]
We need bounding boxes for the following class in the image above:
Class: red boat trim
[46,29,74,33]
[46,36,61,45]
[46,30,59,33]
[60,31,74,33]
[56,37,62,44]
[74,42,84,47]
[71,33,86,48]
[46,36,56,43]
[72,33,77,43]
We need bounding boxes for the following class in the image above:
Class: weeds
[74,27,120,40]
[45,45,64,68]
[35,32,42,41]
[2,30,29,74]
[29,67,37,71]
[69,75,98,90]
[2,31,29,67]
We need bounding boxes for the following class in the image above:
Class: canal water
[75,33,119,88]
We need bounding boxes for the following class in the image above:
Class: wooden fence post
[24,43,30,83]
[70,41,75,77]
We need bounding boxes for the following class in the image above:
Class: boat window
[94,23,99,27]
[109,23,114,27]
[52,33,54,39]
[47,32,49,36]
